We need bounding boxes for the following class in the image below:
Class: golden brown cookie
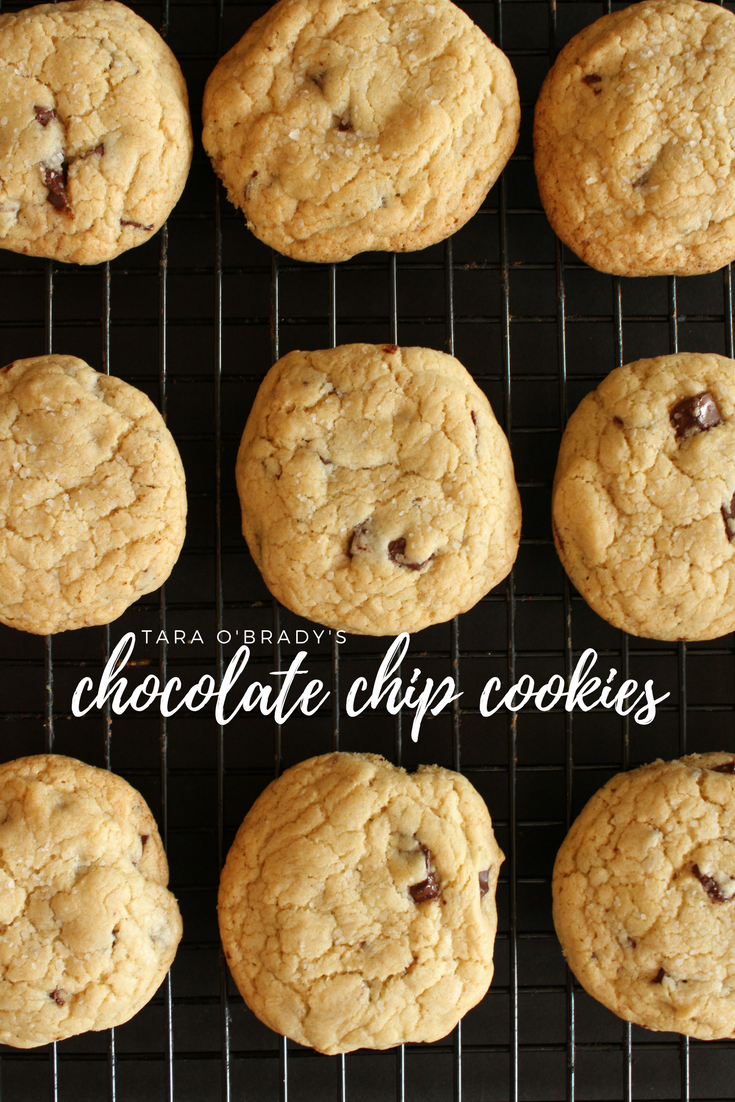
[0,354,187,634]
[236,343,521,636]
[219,752,503,1054]
[534,0,735,276]
[553,352,735,641]
[0,0,193,264]
[202,0,519,262]
[554,753,735,1039]
[0,754,182,1048]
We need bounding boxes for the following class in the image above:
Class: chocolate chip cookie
[554,753,735,1039]
[0,355,187,634]
[534,0,735,275]
[0,754,182,1048]
[219,752,503,1055]
[236,343,521,636]
[0,0,193,265]
[202,0,519,262]
[553,352,735,640]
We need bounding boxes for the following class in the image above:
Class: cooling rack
[1,0,735,1097]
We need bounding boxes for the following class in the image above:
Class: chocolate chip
[613,415,623,425]
[712,760,735,774]
[632,168,652,189]
[49,989,65,1006]
[693,864,733,903]
[337,115,352,132]
[582,73,602,94]
[670,392,722,440]
[627,936,637,948]
[34,106,56,126]
[120,219,153,231]
[348,521,371,557]
[319,455,331,466]
[479,870,489,899]
[43,164,69,212]
[140,834,149,847]
[388,538,433,571]
[410,844,440,902]
[471,410,477,426]
[309,71,325,88]
[78,144,104,159]
[722,494,735,543]
[382,344,398,353]
[653,967,667,984]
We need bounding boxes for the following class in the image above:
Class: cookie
[553,753,735,1040]
[236,343,521,636]
[534,0,735,276]
[553,352,735,641]
[0,0,192,265]
[202,0,519,263]
[0,754,182,1048]
[219,752,503,1055]
[0,354,187,635]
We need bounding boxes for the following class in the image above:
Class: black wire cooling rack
[1,0,735,1098]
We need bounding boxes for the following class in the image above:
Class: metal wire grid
[0,0,735,1098]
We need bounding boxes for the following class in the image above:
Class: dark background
[0,0,734,1097]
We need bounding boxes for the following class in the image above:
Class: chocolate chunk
[49,989,65,1006]
[382,344,398,353]
[410,844,440,902]
[653,967,667,984]
[693,864,733,903]
[43,164,69,212]
[34,106,56,126]
[582,73,602,95]
[120,219,154,231]
[670,392,722,440]
[712,760,735,774]
[388,537,433,571]
[78,144,104,159]
[348,521,371,557]
[478,869,489,899]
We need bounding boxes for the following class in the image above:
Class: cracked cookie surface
[0,754,182,1048]
[0,0,192,265]
[534,0,735,276]
[554,753,735,1039]
[553,352,735,641]
[236,344,521,636]
[0,354,187,635]
[218,752,503,1054]
[202,0,519,263]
